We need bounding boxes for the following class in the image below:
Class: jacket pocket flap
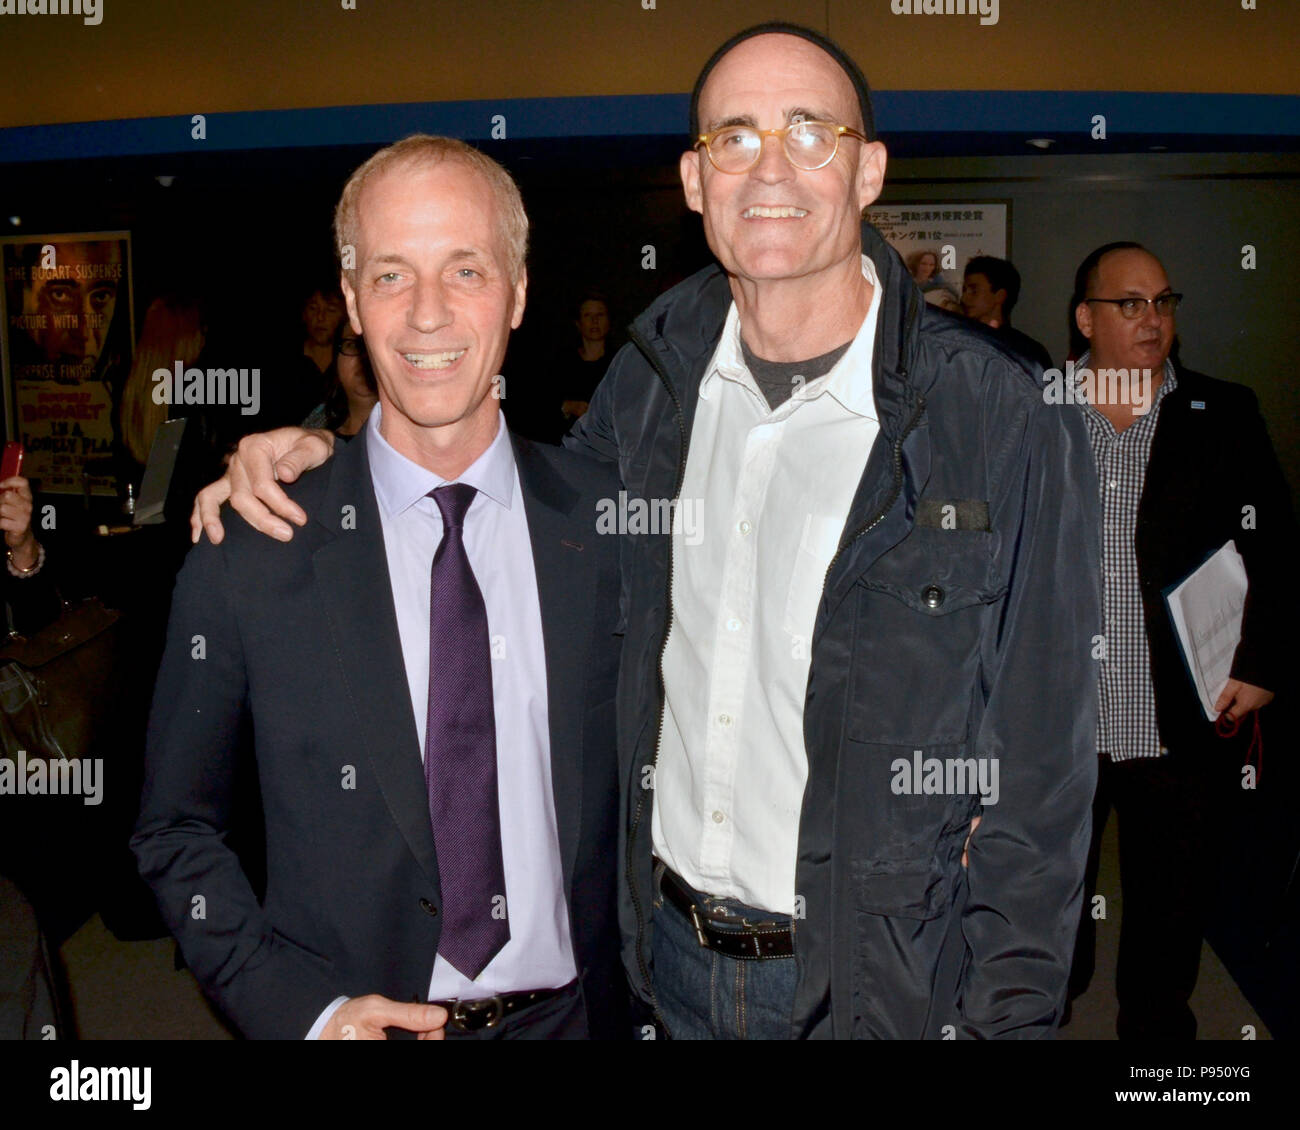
[858,527,1005,614]
[852,858,950,920]
[270,928,336,968]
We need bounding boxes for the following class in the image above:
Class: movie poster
[1,232,133,495]
[865,202,1009,307]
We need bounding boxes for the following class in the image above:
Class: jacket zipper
[822,289,926,588]
[624,323,687,1038]
[821,389,926,588]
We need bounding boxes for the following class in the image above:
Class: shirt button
[718,713,732,727]
[738,520,752,535]
[1108,480,1118,489]
[726,617,741,632]
[712,810,725,824]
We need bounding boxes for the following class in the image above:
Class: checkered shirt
[1075,352,1178,761]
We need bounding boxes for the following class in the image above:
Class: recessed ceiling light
[7,216,19,227]
[156,175,176,187]
[1026,138,1056,150]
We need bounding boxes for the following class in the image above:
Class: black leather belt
[659,865,794,960]
[430,981,574,1032]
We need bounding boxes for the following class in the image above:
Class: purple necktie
[425,482,509,980]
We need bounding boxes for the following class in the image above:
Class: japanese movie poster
[1,231,133,495]
[866,203,1009,310]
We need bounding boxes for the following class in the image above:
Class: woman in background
[907,248,949,292]
[117,295,205,468]
[0,470,67,1035]
[908,250,962,313]
[1,473,56,633]
[560,292,613,423]
[302,319,378,440]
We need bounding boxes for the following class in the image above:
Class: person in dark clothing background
[262,283,346,429]
[559,293,614,423]
[302,319,379,440]
[961,254,1054,371]
[510,292,617,445]
[1,472,85,959]
[0,478,66,1033]
[0,473,57,633]
[1065,241,1298,1039]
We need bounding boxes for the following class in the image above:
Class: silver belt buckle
[451,994,504,1030]
[689,903,709,948]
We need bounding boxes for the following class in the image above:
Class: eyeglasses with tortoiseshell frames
[694,120,869,174]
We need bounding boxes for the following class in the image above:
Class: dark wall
[0,138,713,449]
[4,141,1296,496]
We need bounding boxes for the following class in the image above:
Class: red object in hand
[0,441,23,482]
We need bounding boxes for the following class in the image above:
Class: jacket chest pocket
[847,527,1006,746]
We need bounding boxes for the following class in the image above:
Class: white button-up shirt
[650,255,883,914]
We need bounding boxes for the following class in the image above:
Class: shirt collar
[700,253,882,420]
[1073,351,1178,417]
[367,402,516,518]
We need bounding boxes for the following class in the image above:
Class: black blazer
[1136,367,1298,751]
[132,425,627,1039]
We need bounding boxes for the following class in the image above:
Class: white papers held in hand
[1163,540,1248,722]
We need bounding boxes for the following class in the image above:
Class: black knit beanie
[688,21,876,141]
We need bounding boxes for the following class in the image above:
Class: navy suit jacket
[132,424,628,1039]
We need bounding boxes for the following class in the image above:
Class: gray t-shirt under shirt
[739,337,853,411]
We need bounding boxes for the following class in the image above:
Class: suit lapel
[511,433,593,899]
[1137,369,1198,564]
[310,430,440,894]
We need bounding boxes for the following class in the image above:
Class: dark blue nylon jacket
[566,224,1102,1039]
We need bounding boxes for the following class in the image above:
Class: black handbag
[0,595,123,762]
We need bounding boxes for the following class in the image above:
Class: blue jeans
[650,867,798,1040]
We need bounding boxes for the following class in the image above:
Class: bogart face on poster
[15,240,123,376]
[2,232,132,495]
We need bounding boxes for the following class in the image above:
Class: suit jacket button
[420,898,438,917]
[922,584,945,609]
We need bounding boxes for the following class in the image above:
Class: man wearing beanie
[569,22,1101,1039]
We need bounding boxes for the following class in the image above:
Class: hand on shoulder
[192,428,336,545]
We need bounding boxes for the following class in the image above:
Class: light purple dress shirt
[307,405,576,1038]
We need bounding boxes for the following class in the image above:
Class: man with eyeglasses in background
[1065,242,1297,1039]
[192,22,1102,1040]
